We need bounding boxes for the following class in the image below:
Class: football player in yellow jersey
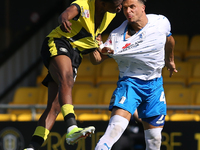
[24,0,122,150]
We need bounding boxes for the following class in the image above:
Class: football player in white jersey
[90,0,177,149]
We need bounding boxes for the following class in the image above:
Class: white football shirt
[103,14,172,80]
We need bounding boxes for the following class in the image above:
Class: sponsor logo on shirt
[122,43,131,49]
[120,40,143,52]
[81,7,90,18]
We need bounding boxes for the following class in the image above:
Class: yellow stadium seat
[36,65,48,86]
[174,52,183,62]
[184,51,200,64]
[165,115,170,121]
[9,87,47,114]
[173,35,189,59]
[192,63,200,77]
[75,58,97,86]
[166,88,195,105]
[166,88,195,114]
[73,87,103,114]
[190,90,200,114]
[163,83,185,96]
[73,87,101,105]
[188,78,200,91]
[100,85,116,105]
[194,90,200,105]
[0,114,17,121]
[96,58,119,85]
[17,113,64,121]
[77,113,109,121]
[188,35,200,51]
[72,83,94,99]
[169,114,200,121]
[17,113,42,121]
[163,77,186,86]
[10,87,40,104]
[187,62,200,90]
[170,114,200,121]
[162,62,192,79]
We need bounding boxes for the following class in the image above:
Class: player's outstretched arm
[89,49,110,65]
[165,35,178,77]
[89,35,114,65]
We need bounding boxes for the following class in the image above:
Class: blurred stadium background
[0,0,200,150]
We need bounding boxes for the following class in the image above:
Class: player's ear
[142,4,146,11]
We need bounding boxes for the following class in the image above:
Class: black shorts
[41,37,82,87]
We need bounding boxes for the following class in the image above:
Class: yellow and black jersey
[47,0,116,54]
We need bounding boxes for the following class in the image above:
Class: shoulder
[111,20,128,34]
[147,14,171,26]
[71,0,89,7]
[147,14,169,21]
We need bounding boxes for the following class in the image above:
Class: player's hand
[165,60,178,77]
[96,35,102,43]
[101,47,114,55]
[60,20,72,33]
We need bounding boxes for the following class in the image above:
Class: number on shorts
[159,91,166,104]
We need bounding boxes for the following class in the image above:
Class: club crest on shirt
[139,31,146,39]
[81,7,90,18]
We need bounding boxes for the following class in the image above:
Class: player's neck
[95,0,107,15]
[130,15,148,32]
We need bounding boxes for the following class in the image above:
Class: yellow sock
[61,104,75,117]
[33,126,50,141]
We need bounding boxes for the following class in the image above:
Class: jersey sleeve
[159,15,172,37]
[71,0,88,20]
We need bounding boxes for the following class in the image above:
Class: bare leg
[37,81,60,130]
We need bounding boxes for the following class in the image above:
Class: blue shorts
[142,115,165,126]
[109,76,167,119]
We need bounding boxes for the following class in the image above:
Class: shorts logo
[119,96,126,104]
[0,127,25,150]
[59,47,68,53]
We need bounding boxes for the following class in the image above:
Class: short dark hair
[138,0,146,4]
[122,0,146,4]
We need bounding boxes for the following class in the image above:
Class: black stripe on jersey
[80,47,96,54]
[69,27,92,42]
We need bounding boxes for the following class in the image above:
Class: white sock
[67,125,78,133]
[95,115,129,150]
[144,128,163,150]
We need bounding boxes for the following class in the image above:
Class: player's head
[101,0,123,13]
[122,0,146,23]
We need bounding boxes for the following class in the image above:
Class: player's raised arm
[58,5,79,33]
[165,35,177,77]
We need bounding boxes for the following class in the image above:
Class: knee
[144,128,162,150]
